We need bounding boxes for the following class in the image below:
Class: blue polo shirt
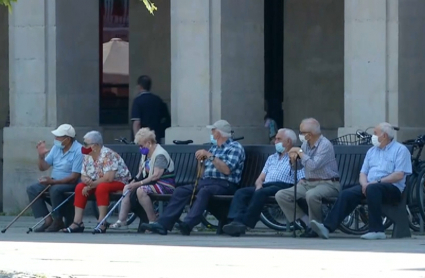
[45,140,83,180]
[360,140,412,192]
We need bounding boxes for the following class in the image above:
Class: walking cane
[293,157,299,238]
[27,192,75,234]
[1,184,52,233]
[189,159,205,208]
[92,189,131,234]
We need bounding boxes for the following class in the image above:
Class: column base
[2,126,101,213]
[165,126,269,145]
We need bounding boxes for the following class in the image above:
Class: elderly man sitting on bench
[310,122,412,240]
[222,128,305,236]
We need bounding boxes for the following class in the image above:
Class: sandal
[93,223,107,234]
[62,222,85,233]
[109,220,128,229]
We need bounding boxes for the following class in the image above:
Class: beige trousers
[275,180,340,223]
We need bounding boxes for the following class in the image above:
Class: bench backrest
[106,143,413,189]
[239,145,274,187]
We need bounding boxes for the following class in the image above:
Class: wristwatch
[208,155,215,162]
[377,179,381,183]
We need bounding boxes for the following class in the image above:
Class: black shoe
[300,227,318,238]
[222,221,246,236]
[178,222,191,236]
[140,222,167,235]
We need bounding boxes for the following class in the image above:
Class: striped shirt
[361,140,412,192]
[203,139,246,184]
[299,135,339,179]
[263,153,305,184]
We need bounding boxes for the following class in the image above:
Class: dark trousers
[228,182,293,228]
[26,182,76,221]
[324,183,401,233]
[157,178,237,230]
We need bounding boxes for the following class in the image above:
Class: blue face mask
[275,142,285,153]
[210,134,217,145]
[54,139,65,149]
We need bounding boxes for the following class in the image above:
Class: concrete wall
[0,5,8,211]
[129,0,171,109]
[398,0,425,141]
[283,0,344,138]
[166,0,267,144]
[3,0,100,212]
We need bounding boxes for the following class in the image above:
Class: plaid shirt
[203,139,245,184]
[263,153,305,184]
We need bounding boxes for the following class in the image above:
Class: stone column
[3,0,99,212]
[165,0,267,144]
[340,0,425,141]
[0,5,8,211]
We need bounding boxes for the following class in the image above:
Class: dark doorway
[264,0,284,129]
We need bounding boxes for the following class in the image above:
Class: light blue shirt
[360,140,412,192]
[45,140,83,181]
[262,153,305,184]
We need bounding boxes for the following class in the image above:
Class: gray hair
[83,131,103,146]
[301,118,321,135]
[219,130,231,138]
[378,122,395,139]
[278,128,297,144]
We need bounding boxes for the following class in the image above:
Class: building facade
[1,0,425,212]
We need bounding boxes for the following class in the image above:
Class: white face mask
[299,134,307,144]
[371,135,381,147]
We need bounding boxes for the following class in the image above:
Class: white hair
[301,118,321,135]
[218,130,231,138]
[83,131,103,146]
[279,128,297,144]
[378,122,395,139]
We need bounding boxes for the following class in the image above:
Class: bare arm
[380,171,405,184]
[91,171,117,188]
[255,173,266,187]
[132,120,141,136]
[38,155,51,171]
[51,173,81,186]
[141,168,165,184]
[211,158,231,175]
[359,172,368,187]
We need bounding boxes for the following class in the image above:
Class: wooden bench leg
[382,204,411,239]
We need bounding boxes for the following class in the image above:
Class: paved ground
[0,216,424,278]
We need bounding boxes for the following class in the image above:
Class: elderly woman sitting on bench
[62,131,131,233]
[109,128,176,230]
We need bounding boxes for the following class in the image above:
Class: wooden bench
[48,144,413,238]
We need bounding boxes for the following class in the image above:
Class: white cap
[51,124,76,138]
[206,120,232,134]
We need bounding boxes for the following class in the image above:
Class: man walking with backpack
[131,75,171,142]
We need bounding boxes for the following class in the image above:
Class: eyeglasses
[83,142,93,147]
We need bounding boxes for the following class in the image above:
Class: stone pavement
[0,216,424,278]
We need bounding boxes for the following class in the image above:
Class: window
[100,0,129,125]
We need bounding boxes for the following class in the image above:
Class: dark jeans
[228,182,293,228]
[324,183,401,233]
[157,178,237,230]
[26,182,76,221]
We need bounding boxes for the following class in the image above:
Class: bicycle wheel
[200,211,219,229]
[260,204,302,231]
[338,205,392,235]
[417,170,425,222]
[92,201,137,226]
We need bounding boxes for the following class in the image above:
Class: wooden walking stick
[2,184,52,233]
[189,158,205,208]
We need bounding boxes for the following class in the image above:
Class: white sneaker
[310,220,329,239]
[360,232,386,240]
